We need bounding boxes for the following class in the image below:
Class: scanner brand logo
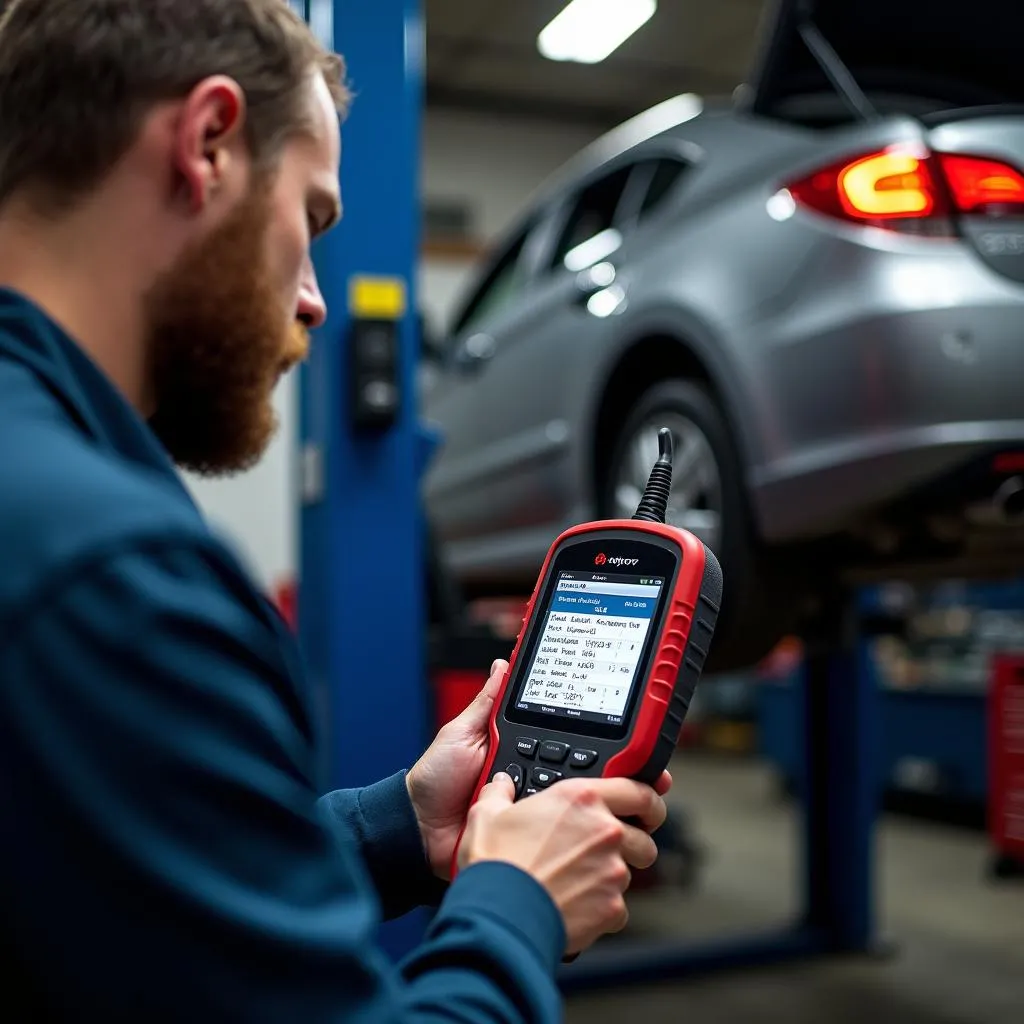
[596,553,640,568]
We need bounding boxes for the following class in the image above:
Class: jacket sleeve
[318,775,450,921]
[0,535,565,1024]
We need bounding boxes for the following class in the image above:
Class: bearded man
[0,1,670,1020]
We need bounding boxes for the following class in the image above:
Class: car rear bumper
[752,424,1024,541]
[745,234,1024,541]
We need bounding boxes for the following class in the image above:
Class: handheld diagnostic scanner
[454,428,723,874]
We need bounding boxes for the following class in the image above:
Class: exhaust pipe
[993,476,1024,523]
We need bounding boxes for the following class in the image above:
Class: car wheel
[601,380,804,673]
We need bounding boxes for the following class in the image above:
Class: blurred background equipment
[183,0,1024,1021]
[989,654,1024,878]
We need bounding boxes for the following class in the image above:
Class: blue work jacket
[0,288,565,1021]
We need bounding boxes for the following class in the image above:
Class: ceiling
[425,0,770,128]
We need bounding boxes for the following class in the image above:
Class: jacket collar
[0,287,196,502]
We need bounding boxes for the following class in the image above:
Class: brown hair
[0,0,350,212]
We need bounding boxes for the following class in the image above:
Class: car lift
[296,0,882,982]
[295,0,435,960]
[559,591,883,991]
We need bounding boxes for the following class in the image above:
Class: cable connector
[632,428,674,525]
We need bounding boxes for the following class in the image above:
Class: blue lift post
[559,594,881,991]
[297,0,431,961]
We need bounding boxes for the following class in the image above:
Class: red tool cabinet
[990,655,1024,863]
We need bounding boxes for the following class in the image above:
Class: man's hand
[406,659,673,881]
[459,774,670,956]
[406,659,508,880]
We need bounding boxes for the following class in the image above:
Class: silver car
[422,0,1024,671]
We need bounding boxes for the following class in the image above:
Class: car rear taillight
[787,146,951,228]
[936,154,1024,215]
[786,145,1024,231]
[837,149,944,219]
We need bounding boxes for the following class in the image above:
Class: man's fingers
[655,770,673,797]
[609,899,630,935]
[620,825,659,871]
[586,778,667,834]
[476,772,515,806]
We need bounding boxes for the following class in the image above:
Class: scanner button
[531,766,563,788]
[496,764,525,796]
[569,749,598,769]
[516,737,539,759]
[538,741,570,764]
[524,787,539,798]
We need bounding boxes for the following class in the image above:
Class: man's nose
[297,267,328,330]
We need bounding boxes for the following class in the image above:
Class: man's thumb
[456,660,508,731]
[478,772,515,806]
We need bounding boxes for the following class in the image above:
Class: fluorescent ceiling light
[539,0,657,65]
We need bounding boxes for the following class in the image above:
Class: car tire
[600,380,805,674]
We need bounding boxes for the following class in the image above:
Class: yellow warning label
[349,276,407,321]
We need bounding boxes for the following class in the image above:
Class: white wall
[422,110,599,243]
[418,110,601,336]
[187,109,604,591]
[183,376,299,592]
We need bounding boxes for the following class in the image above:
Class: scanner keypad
[502,737,603,800]
[538,741,570,764]
[530,766,563,788]
[515,737,538,759]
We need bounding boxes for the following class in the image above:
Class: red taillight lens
[838,149,940,219]
[935,154,1024,214]
[994,452,1024,474]
[787,146,1024,229]
[787,146,949,227]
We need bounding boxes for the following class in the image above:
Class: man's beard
[144,184,310,476]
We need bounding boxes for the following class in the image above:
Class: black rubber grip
[636,542,723,785]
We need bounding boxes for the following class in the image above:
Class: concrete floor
[565,755,1024,1024]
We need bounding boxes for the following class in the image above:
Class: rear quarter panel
[566,112,829,486]
[572,113,951,496]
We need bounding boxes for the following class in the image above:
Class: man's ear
[172,76,249,215]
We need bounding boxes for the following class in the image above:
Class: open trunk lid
[744,0,1024,123]
[743,0,1024,284]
